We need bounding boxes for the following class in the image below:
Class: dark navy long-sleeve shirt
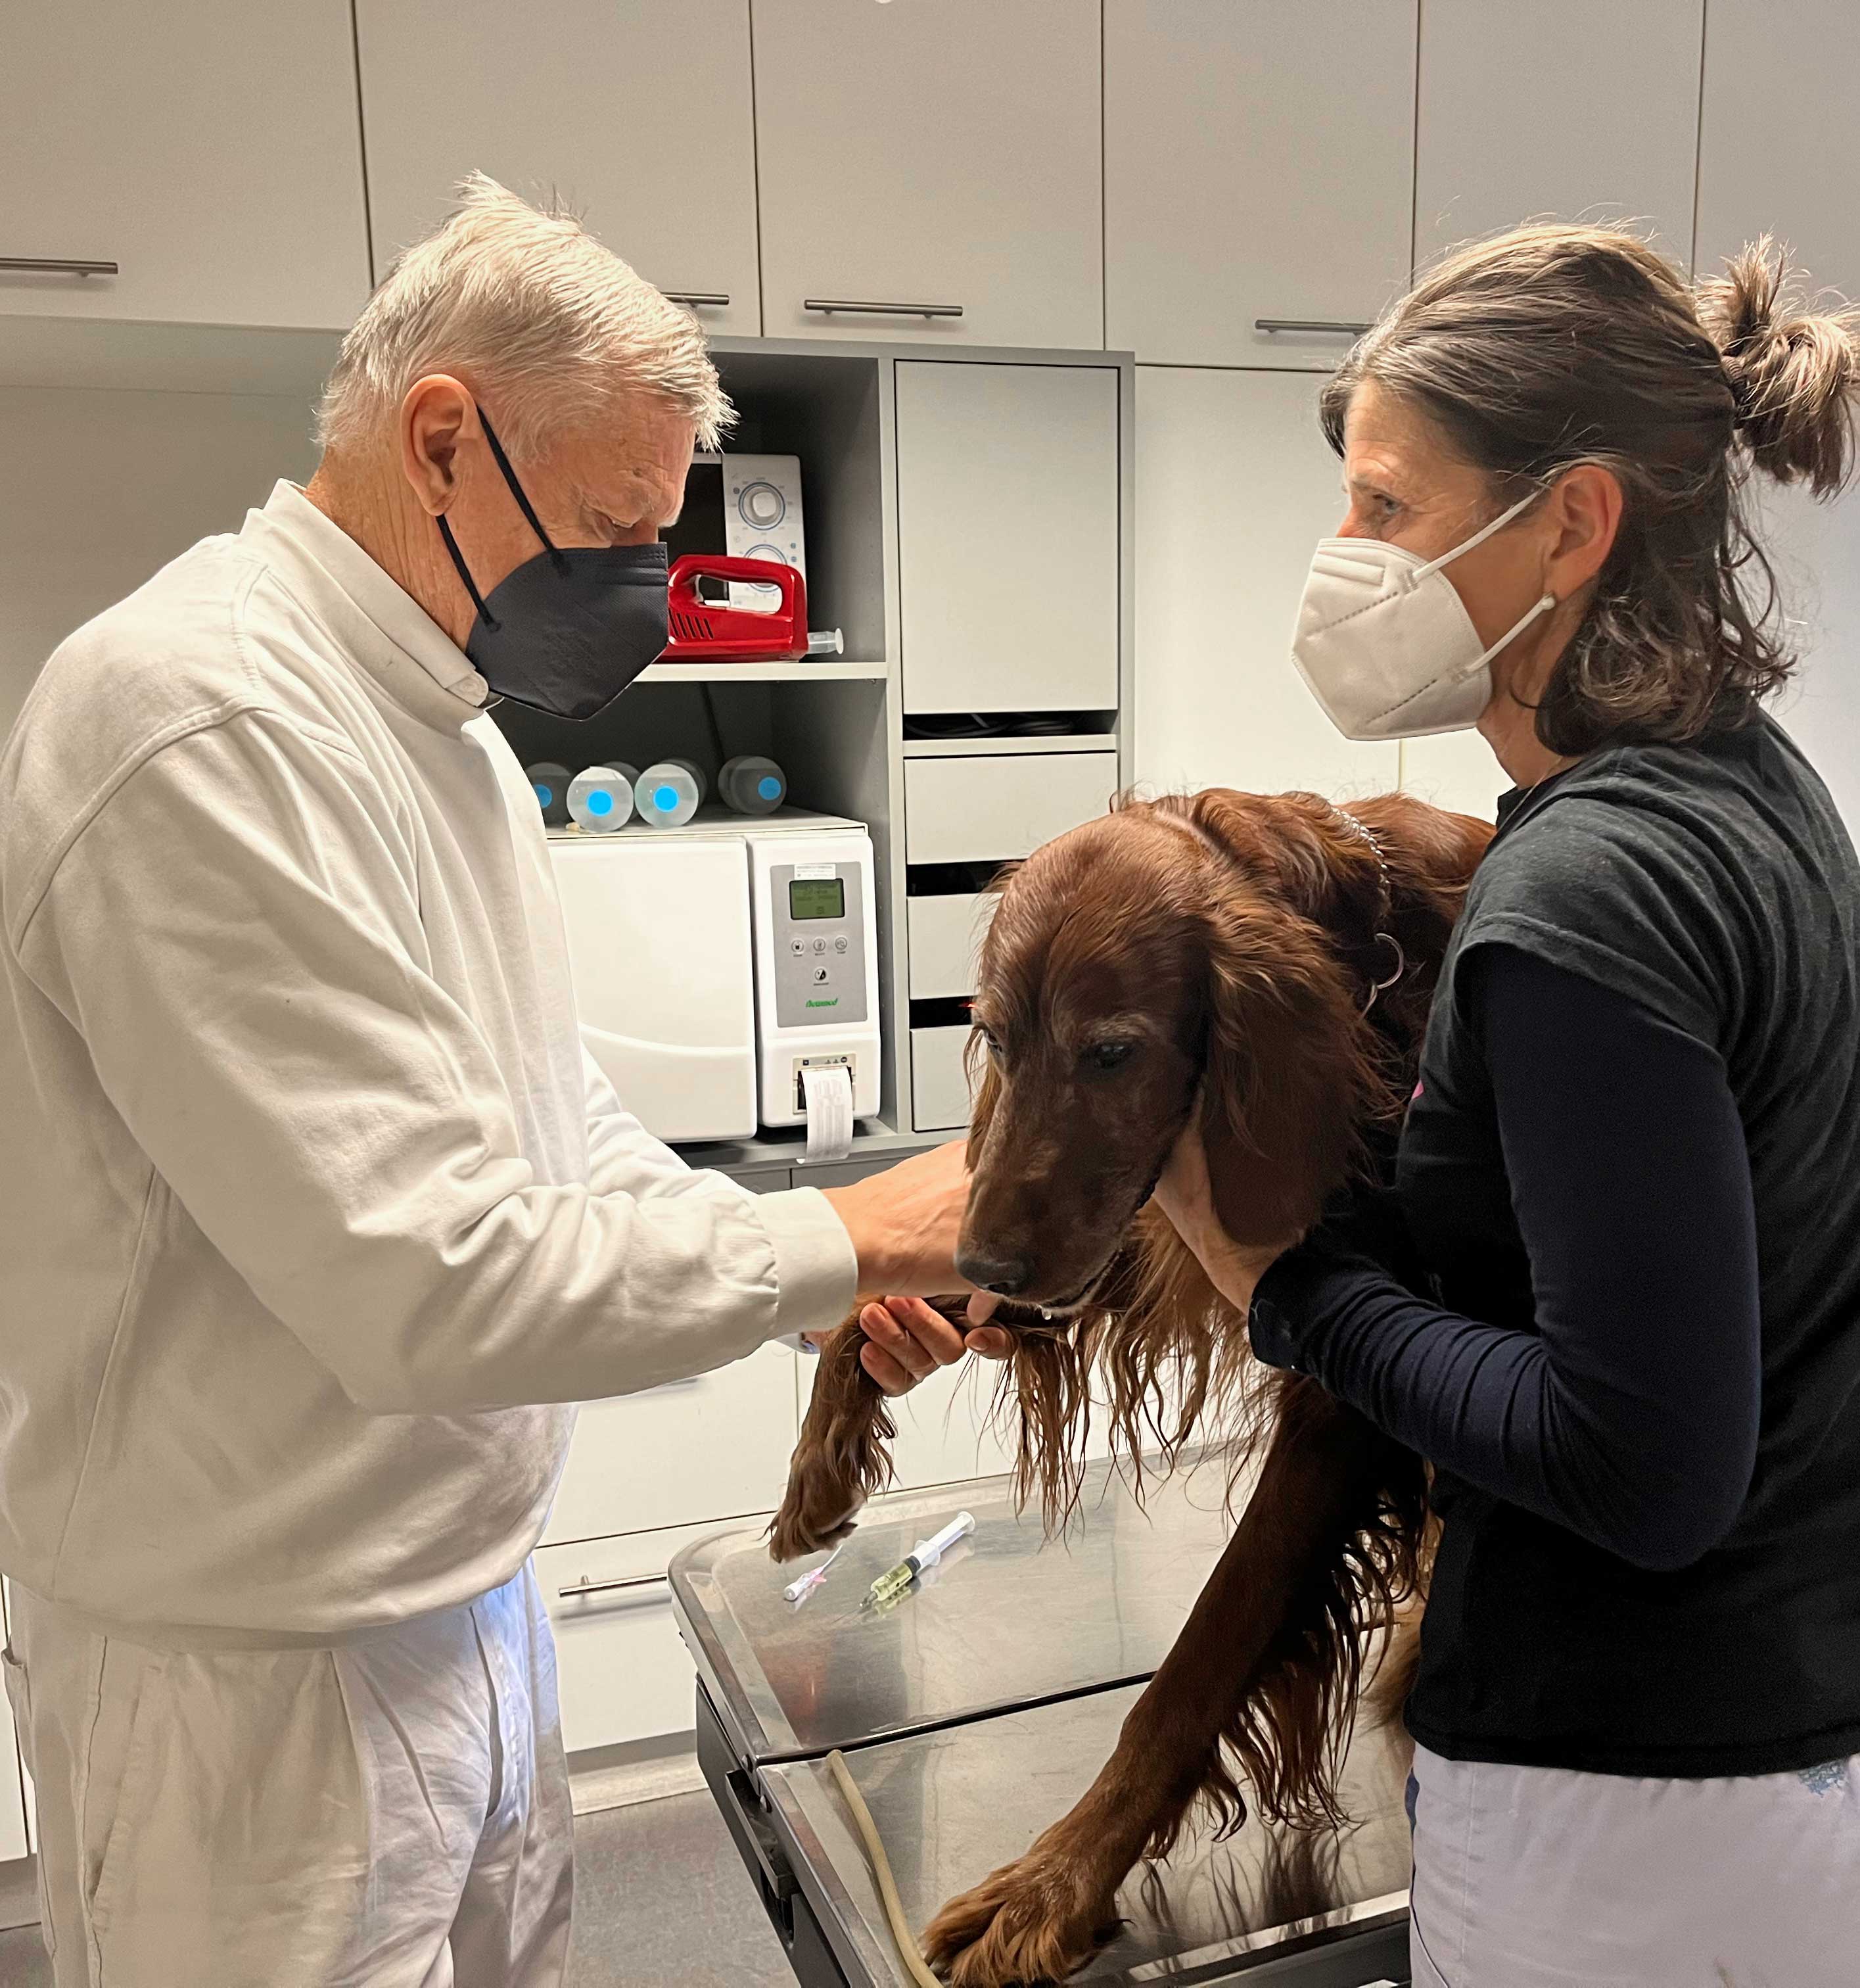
[1251,943,1761,1573]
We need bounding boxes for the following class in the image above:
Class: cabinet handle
[557,1573,669,1600]
[662,292,729,309]
[804,298,964,320]
[0,257,119,277]
[1254,318,1372,336]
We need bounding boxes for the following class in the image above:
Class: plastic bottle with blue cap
[567,763,638,832]
[526,761,572,828]
[718,755,787,816]
[634,757,707,828]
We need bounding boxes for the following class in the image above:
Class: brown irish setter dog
[770,786,1491,1986]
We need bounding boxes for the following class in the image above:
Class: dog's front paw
[921,1845,1121,1985]
[766,1475,864,1563]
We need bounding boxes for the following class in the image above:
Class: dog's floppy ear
[1179,791,1388,1248]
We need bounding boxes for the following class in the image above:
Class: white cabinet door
[1134,367,1400,801]
[0,0,369,327]
[904,754,1120,867]
[538,1521,718,1752]
[1696,0,1860,294]
[752,0,1102,348]
[1415,0,1704,271]
[896,363,1119,715]
[1104,1,1416,369]
[355,0,760,336]
[542,1342,798,1549]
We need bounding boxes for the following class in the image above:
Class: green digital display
[789,876,845,920]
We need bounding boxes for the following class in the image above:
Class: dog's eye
[1084,1040,1137,1072]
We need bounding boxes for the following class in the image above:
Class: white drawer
[908,892,998,999]
[904,752,1117,867]
[537,1522,723,1753]
[542,1342,799,1548]
[912,1024,977,1131]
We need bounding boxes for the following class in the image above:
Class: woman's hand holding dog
[1153,1118,1291,1317]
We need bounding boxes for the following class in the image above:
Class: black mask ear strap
[478,414,569,573]
[436,513,498,631]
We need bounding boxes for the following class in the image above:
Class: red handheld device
[661,555,809,662]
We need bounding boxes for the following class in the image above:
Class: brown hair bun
[1696,238,1860,498]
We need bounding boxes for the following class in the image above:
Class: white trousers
[1407,1740,1860,1987]
[3,1565,573,1988]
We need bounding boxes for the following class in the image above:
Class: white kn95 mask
[1290,489,1556,741]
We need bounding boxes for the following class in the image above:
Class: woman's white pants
[2,1564,572,1987]
[1408,1739,1860,1986]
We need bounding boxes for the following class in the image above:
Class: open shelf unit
[494,333,1136,1150]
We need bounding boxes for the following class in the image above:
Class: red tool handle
[663,555,809,662]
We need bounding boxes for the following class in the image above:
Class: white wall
[1132,366,1401,803]
[1750,481,1860,826]
[0,387,319,738]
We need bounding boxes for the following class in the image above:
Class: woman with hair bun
[1159,227,1860,1983]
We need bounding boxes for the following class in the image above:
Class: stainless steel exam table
[669,1456,1412,1987]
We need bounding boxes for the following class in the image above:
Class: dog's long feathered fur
[772,788,1487,1858]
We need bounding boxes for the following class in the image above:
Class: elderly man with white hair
[0,177,1000,1985]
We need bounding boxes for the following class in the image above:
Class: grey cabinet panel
[753,0,1102,349]
[791,1158,897,1190]
[1105,1,1416,367]
[896,362,1119,715]
[356,0,761,335]
[724,1168,793,1196]
[1,0,368,328]
[1696,0,1860,289]
[1416,0,1703,270]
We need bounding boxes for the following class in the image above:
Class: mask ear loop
[477,414,571,576]
[436,513,498,632]
[434,409,569,631]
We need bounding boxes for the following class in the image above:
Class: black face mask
[436,415,670,722]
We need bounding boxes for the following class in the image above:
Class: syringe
[859,1511,976,1611]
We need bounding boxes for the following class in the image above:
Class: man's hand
[819,1140,996,1324]
[815,1296,1014,1396]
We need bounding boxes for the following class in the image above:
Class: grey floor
[0,1788,794,1987]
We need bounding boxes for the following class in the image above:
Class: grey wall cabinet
[751,0,1103,350]
[1414,0,1705,272]
[1104,0,1417,368]
[1,0,369,329]
[354,0,762,337]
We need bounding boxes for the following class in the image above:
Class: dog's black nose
[956,1249,1031,1297]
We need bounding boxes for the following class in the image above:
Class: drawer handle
[558,1573,669,1600]
[661,291,729,309]
[1254,318,1372,336]
[0,257,119,277]
[804,298,964,320]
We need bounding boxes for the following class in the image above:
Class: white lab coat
[0,479,855,1640]
[0,481,858,1977]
